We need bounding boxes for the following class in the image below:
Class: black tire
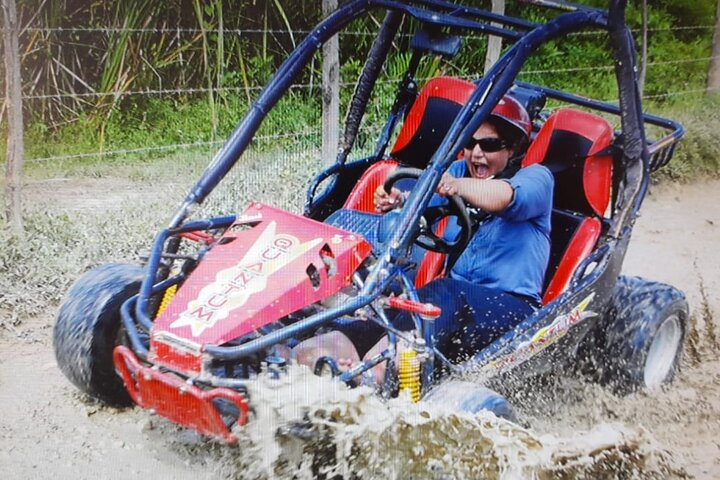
[53,263,145,406]
[600,275,688,394]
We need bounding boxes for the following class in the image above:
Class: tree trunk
[2,0,25,235]
[708,0,720,94]
[484,0,505,75]
[322,0,339,165]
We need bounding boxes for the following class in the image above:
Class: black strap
[589,143,622,158]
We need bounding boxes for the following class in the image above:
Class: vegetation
[1,0,719,181]
[655,95,720,180]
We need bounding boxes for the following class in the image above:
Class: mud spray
[156,364,683,480]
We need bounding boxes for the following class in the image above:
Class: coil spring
[156,284,177,318]
[398,349,421,402]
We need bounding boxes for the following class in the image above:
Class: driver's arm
[439,164,553,219]
[437,174,514,213]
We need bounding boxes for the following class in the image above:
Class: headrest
[523,108,614,217]
[391,77,475,169]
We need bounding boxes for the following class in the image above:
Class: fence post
[2,0,25,235]
[484,0,505,75]
[322,0,339,165]
[708,0,720,94]
[638,0,648,96]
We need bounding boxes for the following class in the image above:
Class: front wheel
[423,380,517,422]
[600,276,688,394]
[53,263,145,406]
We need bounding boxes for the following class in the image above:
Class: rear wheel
[53,263,145,406]
[600,276,688,394]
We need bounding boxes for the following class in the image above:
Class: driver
[295,95,553,373]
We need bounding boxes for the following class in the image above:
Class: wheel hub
[643,314,682,389]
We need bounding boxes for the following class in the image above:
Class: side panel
[469,230,632,380]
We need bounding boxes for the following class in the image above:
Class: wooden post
[638,0,648,96]
[322,0,339,165]
[484,0,505,75]
[708,0,720,95]
[2,0,25,234]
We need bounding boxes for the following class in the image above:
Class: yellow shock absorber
[398,349,421,402]
[156,284,177,318]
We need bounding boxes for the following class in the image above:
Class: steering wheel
[382,167,472,256]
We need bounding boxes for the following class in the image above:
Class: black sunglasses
[463,136,507,152]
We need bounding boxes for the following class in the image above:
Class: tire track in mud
[686,261,720,370]
[697,273,720,354]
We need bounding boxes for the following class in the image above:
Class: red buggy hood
[149,203,372,371]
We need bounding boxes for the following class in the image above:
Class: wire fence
[16,55,718,103]
[3,23,718,167]
[22,84,720,166]
[5,24,716,35]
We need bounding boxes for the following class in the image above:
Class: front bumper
[113,345,249,443]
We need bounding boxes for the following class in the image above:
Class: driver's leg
[448,286,536,360]
[388,277,475,354]
[377,278,535,361]
[361,277,470,379]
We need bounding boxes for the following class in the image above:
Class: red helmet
[489,95,532,145]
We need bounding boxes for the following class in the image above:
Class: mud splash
[171,365,686,479]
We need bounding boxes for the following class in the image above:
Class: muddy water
[199,367,684,479]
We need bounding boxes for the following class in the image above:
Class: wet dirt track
[1,177,719,479]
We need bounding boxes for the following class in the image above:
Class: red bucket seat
[343,77,475,287]
[522,108,615,304]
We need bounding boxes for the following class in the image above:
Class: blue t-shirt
[445,161,553,304]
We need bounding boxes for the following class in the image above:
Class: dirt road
[1,177,718,479]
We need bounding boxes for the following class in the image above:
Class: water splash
[181,364,686,479]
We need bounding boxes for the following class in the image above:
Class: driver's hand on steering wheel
[437,173,461,197]
[374,185,404,212]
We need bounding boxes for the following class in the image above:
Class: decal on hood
[170,221,321,336]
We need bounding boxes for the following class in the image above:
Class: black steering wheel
[382,167,472,257]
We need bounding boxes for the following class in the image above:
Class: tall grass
[9,0,315,130]
[651,96,720,181]
[10,0,710,128]
[193,0,218,139]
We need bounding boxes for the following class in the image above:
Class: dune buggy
[54,0,687,443]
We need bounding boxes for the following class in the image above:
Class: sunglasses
[463,136,507,152]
